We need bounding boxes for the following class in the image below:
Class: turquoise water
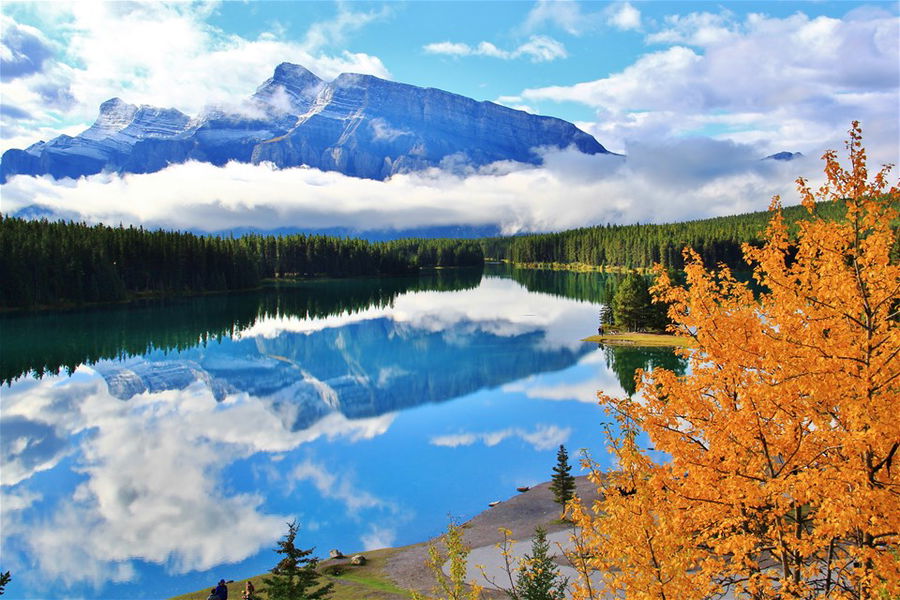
[0,266,684,599]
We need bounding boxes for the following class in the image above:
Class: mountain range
[0,62,609,183]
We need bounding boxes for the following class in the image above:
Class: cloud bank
[1,138,828,234]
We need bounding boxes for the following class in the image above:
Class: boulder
[329,549,344,559]
[350,554,367,566]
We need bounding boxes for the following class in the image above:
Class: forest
[0,216,483,309]
[481,200,850,270]
[3,198,887,311]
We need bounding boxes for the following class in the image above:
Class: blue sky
[1,1,898,231]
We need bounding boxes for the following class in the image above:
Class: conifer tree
[549,445,576,508]
[514,528,567,600]
[262,520,333,600]
[612,272,652,331]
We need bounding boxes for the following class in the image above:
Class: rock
[1,62,611,183]
[350,554,367,566]
[329,549,344,559]
[488,501,501,507]
[516,486,530,493]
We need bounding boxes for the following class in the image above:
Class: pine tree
[549,445,576,508]
[514,528,567,600]
[612,272,652,331]
[262,521,333,600]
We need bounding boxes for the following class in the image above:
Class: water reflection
[603,345,689,395]
[0,267,680,599]
[0,267,483,385]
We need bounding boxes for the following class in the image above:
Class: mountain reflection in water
[0,265,682,599]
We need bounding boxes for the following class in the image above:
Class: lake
[0,265,684,599]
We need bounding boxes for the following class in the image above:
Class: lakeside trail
[385,476,601,598]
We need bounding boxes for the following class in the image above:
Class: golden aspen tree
[414,519,483,600]
[570,122,899,600]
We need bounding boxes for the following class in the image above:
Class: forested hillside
[0,216,482,309]
[481,201,850,270]
[5,198,890,311]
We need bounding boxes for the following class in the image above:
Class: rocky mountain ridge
[1,62,609,183]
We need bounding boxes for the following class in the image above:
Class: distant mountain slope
[0,62,609,183]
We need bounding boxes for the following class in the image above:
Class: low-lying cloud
[1,138,829,235]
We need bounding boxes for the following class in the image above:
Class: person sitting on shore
[241,580,255,600]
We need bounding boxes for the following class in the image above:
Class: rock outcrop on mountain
[1,62,609,183]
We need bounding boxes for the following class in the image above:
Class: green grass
[581,332,695,347]
[168,547,412,600]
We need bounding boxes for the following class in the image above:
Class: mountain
[92,315,592,431]
[764,151,803,161]
[0,62,609,183]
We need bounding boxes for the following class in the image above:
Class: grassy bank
[168,547,411,600]
[490,259,652,274]
[582,332,695,347]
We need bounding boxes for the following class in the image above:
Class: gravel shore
[385,475,600,597]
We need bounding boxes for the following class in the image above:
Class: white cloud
[430,424,571,451]
[0,4,390,153]
[519,8,900,164]
[504,350,628,402]
[361,525,397,551]
[522,0,593,36]
[291,460,392,513]
[236,276,600,354]
[1,137,829,235]
[370,117,411,142]
[424,35,567,63]
[606,2,641,31]
[646,11,736,45]
[0,368,398,588]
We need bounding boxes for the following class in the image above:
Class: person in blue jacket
[215,579,228,600]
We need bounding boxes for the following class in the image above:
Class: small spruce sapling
[514,527,567,600]
[549,445,576,509]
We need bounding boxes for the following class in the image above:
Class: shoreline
[582,331,695,347]
[169,477,600,600]
[490,259,653,274]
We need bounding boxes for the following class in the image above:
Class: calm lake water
[0,265,684,599]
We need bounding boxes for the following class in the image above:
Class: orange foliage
[570,122,899,600]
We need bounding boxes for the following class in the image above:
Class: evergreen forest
[0,216,483,309]
[4,198,888,311]
[480,200,851,269]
